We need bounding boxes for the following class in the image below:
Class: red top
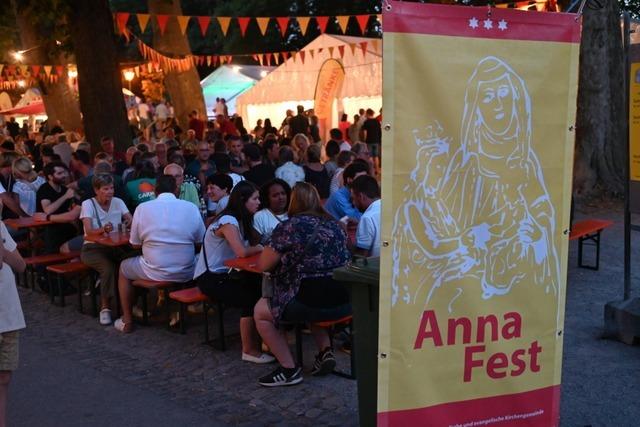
[384,1,581,44]
[188,118,205,140]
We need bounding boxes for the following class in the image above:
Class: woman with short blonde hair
[12,157,45,216]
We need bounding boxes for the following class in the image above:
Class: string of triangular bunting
[0,64,71,88]
[113,12,381,39]
[136,37,380,72]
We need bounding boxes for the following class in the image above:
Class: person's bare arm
[0,193,28,217]
[41,188,75,215]
[50,205,81,223]
[257,246,281,272]
[217,224,262,258]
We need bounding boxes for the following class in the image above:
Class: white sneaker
[242,352,276,364]
[99,309,112,325]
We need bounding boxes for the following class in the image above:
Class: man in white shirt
[275,146,304,190]
[350,175,381,257]
[154,101,169,122]
[115,175,205,333]
[0,213,27,426]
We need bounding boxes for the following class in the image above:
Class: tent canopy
[236,34,382,133]
[201,65,274,118]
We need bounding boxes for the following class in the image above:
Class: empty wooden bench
[22,251,81,290]
[569,219,614,270]
[169,287,227,350]
[46,261,95,313]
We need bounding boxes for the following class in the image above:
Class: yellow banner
[379,2,580,425]
[630,62,640,181]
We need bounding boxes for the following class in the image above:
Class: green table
[334,256,380,427]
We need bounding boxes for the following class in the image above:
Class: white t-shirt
[339,141,351,152]
[229,173,244,188]
[356,199,381,257]
[215,195,229,215]
[253,209,288,242]
[80,197,129,241]
[129,193,206,282]
[0,222,26,334]
[194,215,245,277]
[138,102,151,120]
[275,162,305,190]
[155,103,169,121]
[330,168,345,195]
[13,176,45,216]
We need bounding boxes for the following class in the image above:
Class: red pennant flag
[31,65,41,76]
[315,16,329,34]
[276,17,289,37]
[197,16,211,36]
[266,53,273,66]
[6,65,15,75]
[156,15,170,35]
[282,51,290,61]
[356,15,369,34]
[338,45,345,58]
[360,41,368,57]
[55,65,64,76]
[237,17,250,37]
[299,50,306,64]
[115,12,130,35]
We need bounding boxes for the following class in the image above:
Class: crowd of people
[0,101,382,411]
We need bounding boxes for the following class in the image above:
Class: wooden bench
[290,314,355,379]
[22,251,81,291]
[569,219,614,270]
[168,287,227,350]
[46,262,95,314]
[132,279,187,327]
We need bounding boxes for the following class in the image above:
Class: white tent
[236,34,382,135]
[201,65,274,119]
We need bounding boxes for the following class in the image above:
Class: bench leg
[578,232,601,271]
[77,276,84,314]
[91,274,99,318]
[141,290,149,326]
[203,302,210,343]
[216,301,226,351]
[179,303,187,335]
[57,274,65,307]
[295,324,303,368]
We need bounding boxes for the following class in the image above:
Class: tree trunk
[148,0,207,129]
[574,1,626,197]
[12,0,82,132]
[67,0,131,153]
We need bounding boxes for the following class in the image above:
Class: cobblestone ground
[9,201,640,426]
[13,287,358,427]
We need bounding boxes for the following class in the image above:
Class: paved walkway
[7,202,640,426]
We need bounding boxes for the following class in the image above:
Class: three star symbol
[468,17,509,31]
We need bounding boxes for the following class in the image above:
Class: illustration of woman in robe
[391,56,561,312]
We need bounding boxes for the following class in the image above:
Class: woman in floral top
[255,183,351,387]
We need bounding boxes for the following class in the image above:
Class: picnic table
[84,231,131,247]
[223,253,262,273]
[5,216,55,256]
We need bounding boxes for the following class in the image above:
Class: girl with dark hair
[253,179,291,243]
[194,181,273,364]
[263,118,278,137]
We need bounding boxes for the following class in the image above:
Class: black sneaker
[311,347,336,376]
[258,366,303,387]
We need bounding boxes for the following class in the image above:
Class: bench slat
[169,287,209,304]
[569,219,614,240]
[47,261,91,275]
[24,251,81,266]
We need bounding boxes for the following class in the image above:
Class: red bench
[289,315,355,379]
[21,251,81,291]
[46,261,95,313]
[569,219,614,270]
[168,287,227,349]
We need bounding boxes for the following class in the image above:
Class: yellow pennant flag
[328,46,335,57]
[0,64,3,76]
[348,43,357,57]
[256,17,270,35]
[296,17,310,35]
[336,15,350,33]
[43,65,52,76]
[217,17,231,36]
[309,49,315,59]
[137,13,150,32]
[177,16,190,35]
